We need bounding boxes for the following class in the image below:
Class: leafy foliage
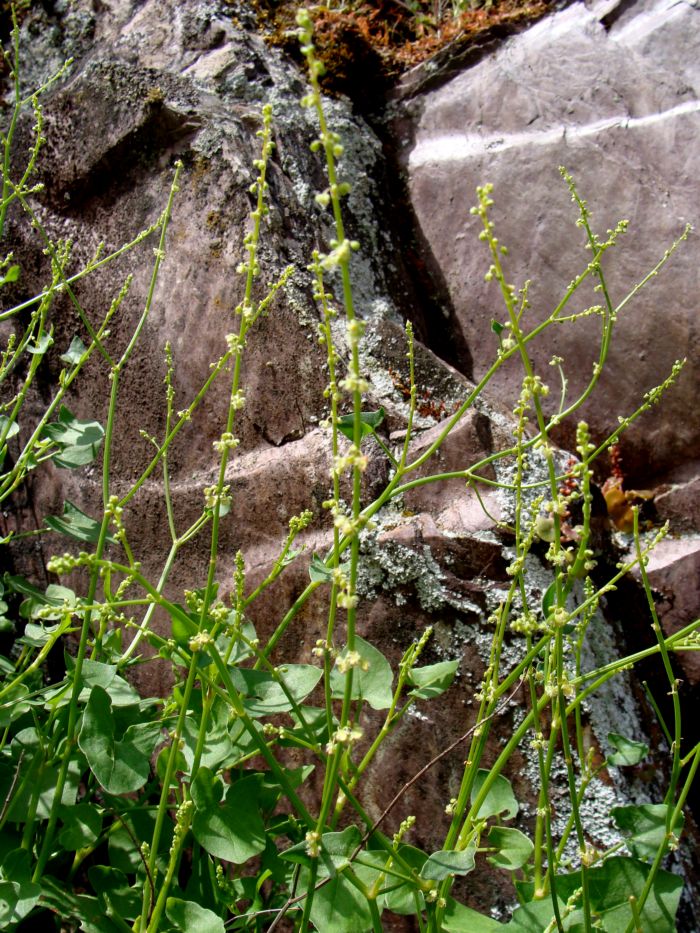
[0,6,696,933]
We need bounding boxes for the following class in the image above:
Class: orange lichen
[601,445,655,533]
[252,0,554,82]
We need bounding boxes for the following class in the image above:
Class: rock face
[392,0,700,706]
[394,0,699,488]
[3,0,699,927]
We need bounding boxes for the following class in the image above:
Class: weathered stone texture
[3,0,700,925]
[397,0,699,488]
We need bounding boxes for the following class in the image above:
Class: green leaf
[181,696,237,772]
[0,847,36,925]
[191,768,266,863]
[309,553,332,582]
[19,581,78,622]
[2,746,81,821]
[337,407,385,441]
[58,803,103,850]
[45,500,116,544]
[0,415,19,440]
[584,856,682,931]
[0,264,20,287]
[443,897,503,931]
[38,876,125,933]
[7,574,72,606]
[170,605,198,646]
[607,733,648,766]
[26,332,53,355]
[377,843,427,915]
[40,405,104,469]
[491,320,504,336]
[330,636,393,710]
[300,865,374,933]
[17,620,65,648]
[309,553,350,584]
[611,804,684,861]
[222,618,258,664]
[471,770,519,820]
[53,443,103,469]
[420,843,476,881]
[506,896,568,930]
[18,620,63,647]
[281,547,301,568]
[230,664,323,717]
[512,858,683,932]
[279,705,331,749]
[281,826,362,875]
[66,657,141,706]
[60,335,88,365]
[407,659,459,699]
[541,579,557,618]
[89,865,141,919]
[0,880,42,926]
[166,898,226,933]
[0,847,32,882]
[487,826,534,870]
[107,807,172,876]
[78,685,161,793]
[0,682,31,727]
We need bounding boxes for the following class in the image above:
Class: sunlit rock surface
[3,0,699,925]
[395,0,699,487]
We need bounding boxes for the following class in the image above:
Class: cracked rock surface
[394,0,699,487]
[3,0,699,925]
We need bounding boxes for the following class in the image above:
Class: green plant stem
[0,10,21,239]
[139,658,198,930]
[35,162,181,887]
[634,511,682,810]
[31,399,118,881]
[623,743,700,932]
[0,219,163,323]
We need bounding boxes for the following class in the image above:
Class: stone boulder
[2,0,699,926]
[393,0,699,489]
[392,0,700,746]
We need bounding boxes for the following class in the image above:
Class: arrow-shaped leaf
[45,501,116,545]
[337,408,385,441]
[79,685,161,793]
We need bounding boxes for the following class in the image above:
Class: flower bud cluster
[510,610,542,636]
[204,484,232,511]
[326,501,371,542]
[47,551,95,574]
[289,509,314,534]
[320,238,359,271]
[390,815,416,849]
[315,181,351,208]
[213,433,240,454]
[545,606,570,631]
[225,333,245,354]
[104,494,128,545]
[339,373,369,394]
[333,444,368,478]
[188,631,214,652]
[546,543,574,568]
[325,724,363,755]
[335,648,369,675]
[305,830,321,858]
[230,390,246,411]
[312,638,335,659]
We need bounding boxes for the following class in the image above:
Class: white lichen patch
[494,443,574,532]
[547,757,624,865]
[357,532,449,612]
[357,502,485,615]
